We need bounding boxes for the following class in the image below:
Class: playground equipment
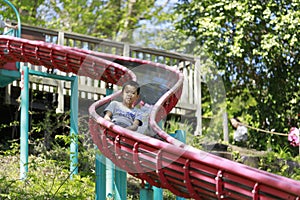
[1,35,300,199]
[1,0,80,179]
[0,0,21,87]
[19,67,79,179]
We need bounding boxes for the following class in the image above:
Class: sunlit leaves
[176,0,300,150]
[1,0,166,42]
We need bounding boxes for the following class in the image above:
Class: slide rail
[1,35,300,199]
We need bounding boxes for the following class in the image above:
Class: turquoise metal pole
[140,182,153,200]
[70,76,78,178]
[3,0,21,38]
[106,158,115,198]
[153,186,163,200]
[115,166,127,200]
[95,153,106,200]
[29,70,75,81]
[26,70,78,178]
[171,130,186,200]
[173,130,186,144]
[152,120,164,200]
[20,66,29,179]
[104,84,115,198]
[95,84,115,199]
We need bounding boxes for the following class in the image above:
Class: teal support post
[173,130,186,144]
[176,195,185,200]
[105,83,114,96]
[95,153,106,200]
[153,187,163,200]
[106,158,115,198]
[115,166,127,200]
[140,183,153,200]
[19,69,78,179]
[20,66,29,179]
[70,76,79,178]
[105,84,115,198]
[95,84,127,199]
[152,120,164,200]
[170,130,186,200]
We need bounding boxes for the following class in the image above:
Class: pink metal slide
[1,35,300,199]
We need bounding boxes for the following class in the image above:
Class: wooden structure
[4,24,202,134]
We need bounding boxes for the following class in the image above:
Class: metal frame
[19,66,79,179]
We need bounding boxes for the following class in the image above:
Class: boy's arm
[6,23,18,29]
[103,101,116,121]
[1,21,17,29]
[126,119,141,131]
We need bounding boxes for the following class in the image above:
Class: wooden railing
[11,24,202,134]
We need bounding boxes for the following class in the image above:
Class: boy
[230,117,248,143]
[104,80,142,131]
[0,19,18,29]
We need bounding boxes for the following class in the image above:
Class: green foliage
[0,154,95,199]
[231,150,242,163]
[28,108,70,151]
[1,0,171,42]
[164,116,196,146]
[0,140,20,155]
[175,0,300,151]
[0,106,146,199]
[163,189,176,199]
[165,117,194,134]
[258,144,300,180]
[0,121,19,131]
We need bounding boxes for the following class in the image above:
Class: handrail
[20,24,196,63]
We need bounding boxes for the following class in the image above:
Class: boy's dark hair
[122,80,140,95]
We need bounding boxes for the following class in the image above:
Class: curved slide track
[1,35,300,199]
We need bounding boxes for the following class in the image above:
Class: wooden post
[56,31,65,113]
[194,58,202,136]
[223,112,229,143]
[123,43,130,57]
[5,84,11,104]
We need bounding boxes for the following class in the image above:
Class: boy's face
[230,118,239,128]
[122,85,139,108]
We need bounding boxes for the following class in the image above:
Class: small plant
[258,145,300,180]
[232,150,242,163]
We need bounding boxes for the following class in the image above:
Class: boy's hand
[104,111,112,121]
[104,115,112,121]
[126,119,141,131]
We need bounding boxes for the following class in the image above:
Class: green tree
[1,0,172,42]
[1,0,46,26]
[175,0,300,150]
